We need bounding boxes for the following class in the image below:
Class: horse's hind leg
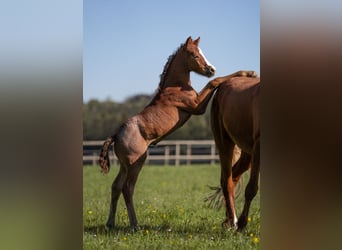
[122,153,146,230]
[217,139,238,228]
[211,98,237,228]
[232,151,251,186]
[106,164,127,228]
[237,139,260,231]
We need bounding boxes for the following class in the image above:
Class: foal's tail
[99,135,115,174]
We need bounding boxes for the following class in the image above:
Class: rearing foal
[99,36,256,229]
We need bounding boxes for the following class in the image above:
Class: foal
[99,36,256,229]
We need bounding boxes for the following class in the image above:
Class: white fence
[83,140,221,166]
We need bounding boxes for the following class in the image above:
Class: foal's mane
[158,42,185,89]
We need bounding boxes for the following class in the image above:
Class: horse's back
[211,76,260,153]
[217,76,259,95]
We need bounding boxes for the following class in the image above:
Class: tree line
[83,94,214,141]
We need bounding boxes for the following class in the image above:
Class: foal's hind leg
[122,153,146,230]
[237,139,260,231]
[106,164,127,228]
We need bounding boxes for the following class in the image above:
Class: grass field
[83,165,260,249]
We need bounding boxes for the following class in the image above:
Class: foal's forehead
[187,43,200,52]
[183,42,215,69]
[183,40,198,51]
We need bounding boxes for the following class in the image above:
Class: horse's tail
[99,135,115,174]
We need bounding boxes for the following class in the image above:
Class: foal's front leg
[190,70,257,114]
[208,70,257,89]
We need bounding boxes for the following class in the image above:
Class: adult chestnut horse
[99,36,257,229]
[211,75,260,231]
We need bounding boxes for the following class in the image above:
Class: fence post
[164,145,170,166]
[175,142,180,166]
[186,143,191,165]
[211,143,216,165]
[92,152,96,166]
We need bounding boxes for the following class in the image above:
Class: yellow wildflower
[253,237,259,244]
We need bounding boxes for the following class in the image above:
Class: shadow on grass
[84,225,110,235]
[84,223,173,235]
[83,222,245,237]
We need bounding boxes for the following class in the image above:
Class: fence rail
[83,140,222,166]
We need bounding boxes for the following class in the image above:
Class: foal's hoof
[131,224,141,232]
[245,71,257,78]
[237,70,257,78]
[249,71,258,78]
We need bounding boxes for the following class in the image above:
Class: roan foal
[99,36,257,229]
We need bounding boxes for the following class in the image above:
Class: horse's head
[183,36,216,77]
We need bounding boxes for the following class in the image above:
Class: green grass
[83,165,260,249]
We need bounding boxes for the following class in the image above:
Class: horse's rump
[212,76,260,154]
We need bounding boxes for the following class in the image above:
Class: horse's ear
[185,36,193,46]
[193,37,200,46]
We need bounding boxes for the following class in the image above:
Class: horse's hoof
[106,222,114,229]
[221,220,237,231]
[237,218,247,232]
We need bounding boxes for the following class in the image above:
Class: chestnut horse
[99,36,257,229]
[211,75,260,231]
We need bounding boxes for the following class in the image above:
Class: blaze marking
[198,47,216,70]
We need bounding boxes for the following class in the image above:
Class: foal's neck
[162,54,190,88]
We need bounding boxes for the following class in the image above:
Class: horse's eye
[193,54,199,59]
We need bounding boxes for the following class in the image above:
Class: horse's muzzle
[205,65,216,77]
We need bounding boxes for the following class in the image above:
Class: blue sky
[84,0,259,102]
